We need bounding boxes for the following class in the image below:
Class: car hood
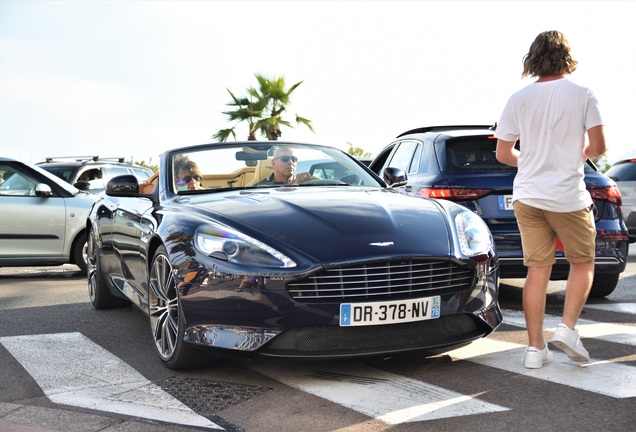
[184,188,452,264]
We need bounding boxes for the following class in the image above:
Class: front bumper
[179,257,501,358]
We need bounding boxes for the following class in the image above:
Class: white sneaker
[550,323,590,362]
[523,345,553,369]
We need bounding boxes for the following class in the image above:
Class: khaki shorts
[513,201,596,268]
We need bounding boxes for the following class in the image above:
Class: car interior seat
[140,172,159,194]
[246,158,274,186]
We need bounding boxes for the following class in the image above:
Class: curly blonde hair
[522,30,578,78]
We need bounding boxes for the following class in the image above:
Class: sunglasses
[275,155,298,163]
[176,175,202,185]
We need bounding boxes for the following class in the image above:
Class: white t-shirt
[494,78,603,212]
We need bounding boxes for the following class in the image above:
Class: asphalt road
[1,252,635,432]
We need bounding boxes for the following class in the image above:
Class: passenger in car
[176,160,203,191]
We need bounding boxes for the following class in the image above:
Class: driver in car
[258,147,318,185]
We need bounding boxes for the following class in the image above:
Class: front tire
[589,273,619,298]
[87,227,131,309]
[73,232,88,274]
[148,245,207,370]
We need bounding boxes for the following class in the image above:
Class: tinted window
[606,162,636,181]
[106,167,130,179]
[444,137,517,172]
[42,167,76,183]
[387,141,420,174]
[132,168,152,179]
[0,163,38,195]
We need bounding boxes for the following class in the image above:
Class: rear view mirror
[236,151,268,161]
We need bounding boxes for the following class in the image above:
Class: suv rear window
[606,161,636,181]
[444,137,517,172]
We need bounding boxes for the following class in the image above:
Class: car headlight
[455,211,492,256]
[194,225,296,268]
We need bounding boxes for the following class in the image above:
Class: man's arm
[584,125,607,160]
[496,139,520,167]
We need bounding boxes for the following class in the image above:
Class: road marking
[502,309,636,346]
[0,332,223,430]
[248,360,509,424]
[439,338,636,398]
[584,302,636,315]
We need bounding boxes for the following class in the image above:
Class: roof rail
[44,156,100,163]
[97,157,127,163]
[396,124,497,138]
[43,156,127,164]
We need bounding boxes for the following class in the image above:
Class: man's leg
[562,261,594,330]
[549,259,593,362]
[523,266,552,349]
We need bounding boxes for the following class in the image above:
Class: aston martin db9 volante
[87,142,502,370]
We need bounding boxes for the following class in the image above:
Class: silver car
[606,158,636,243]
[0,157,97,273]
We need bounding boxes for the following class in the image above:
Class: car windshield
[168,143,381,194]
[29,163,82,194]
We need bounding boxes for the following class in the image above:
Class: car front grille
[287,260,475,303]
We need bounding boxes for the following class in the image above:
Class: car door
[111,196,154,295]
[0,162,66,259]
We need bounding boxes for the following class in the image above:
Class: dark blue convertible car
[86,141,501,369]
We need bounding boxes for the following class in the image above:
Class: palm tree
[254,74,314,141]
[212,74,314,142]
[212,89,268,142]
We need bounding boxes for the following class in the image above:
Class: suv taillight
[417,188,491,201]
[588,185,622,206]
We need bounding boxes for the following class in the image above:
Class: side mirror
[106,174,140,196]
[74,180,91,191]
[383,167,408,188]
[34,183,53,197]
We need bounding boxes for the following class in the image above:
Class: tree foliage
[346,142,372,157]
[591,153,610,173]
[128,157,158,173]
[213,74,314,142]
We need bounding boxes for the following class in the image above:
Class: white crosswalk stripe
[584,302,636,315]
[248,360,509,423]
[438,338,636,398]
[502,308,636,346]
[0,332,223,430]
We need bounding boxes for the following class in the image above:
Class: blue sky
[1,1,635,165]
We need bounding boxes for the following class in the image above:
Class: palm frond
[296,115,315,133]
[212,128,236,143]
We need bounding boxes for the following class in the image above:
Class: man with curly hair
[495,31,607,369]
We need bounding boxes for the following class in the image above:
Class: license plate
[339,296,440,326]
[498,194,514,211]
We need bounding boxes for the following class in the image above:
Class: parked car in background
[606,158,636,243]
[87,141,501,370]
[369,125,629,298]
[37,156,153,194]
[0,157,96,273]
[356,157,374,166]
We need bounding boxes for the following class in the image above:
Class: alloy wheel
[87,230,98,303]
[149,253,180,360]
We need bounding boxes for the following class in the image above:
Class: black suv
[37,156,153,194]
[369,125,629,297]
